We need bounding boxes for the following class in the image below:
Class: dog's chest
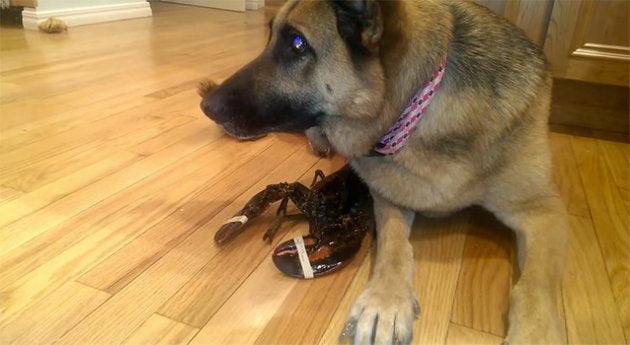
[350,152,482,213]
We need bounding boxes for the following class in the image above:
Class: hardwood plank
[598,139,629,190]
[0,95,151,146]
[122,314,198,345]
[129,119,221,156]
[1,146,140,193]
[77,136,295,294]
[412,211,469,344]
[0,150,138,228]
[572,136,630,339]
[0,135,273,319]
[563,215,626,344]
[0,132,226,290]
[619,186,629,211]
[56,140,315,345]
[0,282,110,345]
[0,121,220,258]
[451,208,513,337]
[0,186,23,205]
[549,133,591,217]
[445,322,504,345]
[0,91,195,169]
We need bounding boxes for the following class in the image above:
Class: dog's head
[200,0,387,140]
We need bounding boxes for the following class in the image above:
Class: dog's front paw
[340,282,419,345]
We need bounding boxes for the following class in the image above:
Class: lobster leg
[310,170,326,187]
[262,197,289,242]
[214,182,311,245]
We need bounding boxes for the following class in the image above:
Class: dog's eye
[291,34,306,53]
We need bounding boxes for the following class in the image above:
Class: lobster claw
[272,235,362,279]
[214,214,250,245]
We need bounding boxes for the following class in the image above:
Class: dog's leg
[486,194,568,345]
[342,194,418,345]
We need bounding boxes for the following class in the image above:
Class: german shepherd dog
[200,1,568,344]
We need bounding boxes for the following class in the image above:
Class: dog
[199,1,568,344]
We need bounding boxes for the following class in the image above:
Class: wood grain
[445,322,504,345]
[543,0,582,74]
[549,133,591,217]
[0,282,110,345]
[562,215,626,344]
[451,209,513,337]
[411,212,469,344]
[503,0,554,46]
[571,136,630,339]
[121,314,198,345]
[77,135,283,294]
[0,117,220,259]
[0,186,23,205]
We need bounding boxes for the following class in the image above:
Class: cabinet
[475,0,629,87]
[543,0,629,87]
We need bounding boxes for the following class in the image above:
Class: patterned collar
[368,60,447,156]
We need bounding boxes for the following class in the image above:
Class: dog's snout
[201,95,228,123]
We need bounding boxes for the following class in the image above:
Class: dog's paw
[305,127,333,157]
[340,282,419,345]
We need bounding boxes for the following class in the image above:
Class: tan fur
[38,17,67,33]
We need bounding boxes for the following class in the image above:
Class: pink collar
[369,60,446,156]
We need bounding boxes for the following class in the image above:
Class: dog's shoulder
[444,1,550,83]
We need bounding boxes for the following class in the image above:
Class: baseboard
[22,2,152,30]
[550,78,629,142]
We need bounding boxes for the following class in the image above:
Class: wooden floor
[0,3,628,344]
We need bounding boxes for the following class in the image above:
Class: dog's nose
[201,95,228,124]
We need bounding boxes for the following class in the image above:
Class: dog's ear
[330,0,383,54]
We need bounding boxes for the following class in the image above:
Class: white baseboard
[22,2,152,30]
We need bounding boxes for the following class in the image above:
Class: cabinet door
[161,0,246,12]
[544,0,629,86]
